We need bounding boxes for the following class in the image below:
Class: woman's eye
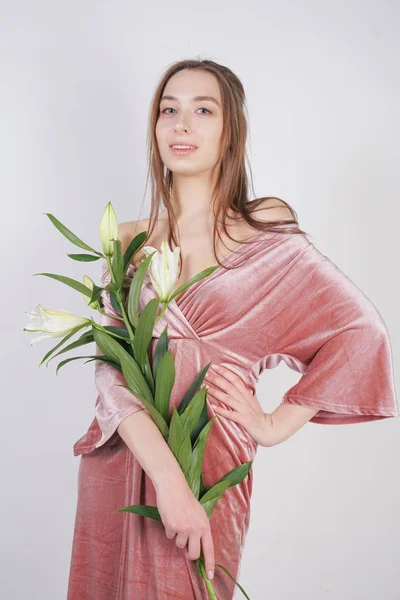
[160,107,211,115]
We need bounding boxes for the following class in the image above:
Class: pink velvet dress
[67,224,399,599]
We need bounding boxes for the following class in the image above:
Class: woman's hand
[204,364,270,446]
[155,476,215,581]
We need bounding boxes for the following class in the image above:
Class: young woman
[67,59,399,599]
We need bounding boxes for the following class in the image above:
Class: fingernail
[207,570,214,580]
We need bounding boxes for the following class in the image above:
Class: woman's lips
[169,146,198,156]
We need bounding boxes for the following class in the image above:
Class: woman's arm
[262,403,320,447]
[100,221,190,492]
[117,411,189,492]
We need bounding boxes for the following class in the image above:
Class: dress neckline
[126,223,292,306]
[172,229,271,303]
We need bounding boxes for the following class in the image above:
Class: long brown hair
[106,58,307,283]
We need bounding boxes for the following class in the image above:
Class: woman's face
[155,69,224,176]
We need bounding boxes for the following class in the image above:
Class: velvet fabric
[67,224,399,599]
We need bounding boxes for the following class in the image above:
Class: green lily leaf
[180,386,207,441]
[115,504,161,521]
[176,430,193,481]
[186,417,216,498]
[154,350,175,423]
[67,253,101,262]
[54,354,100,374]
[199,461,253,517]
[143,351,155,395]
[122,231,148,273]
[178,362,212,414]
[169,265,220,302]
[54,353,120,374]
[107,282,130,317]
[33,271,102,303]
[92,326,129,364]
[168,407,184,458]
[85,355,121,370]
[200,496,222,519]
[127,250,157,327]
[39,325,86,366]
[93,327,153,406]
[45,328,94,366]
[215,563,251,600]
[133,297,159,370]
[153,327,169,380]
[99,324,130,341]
[217,460,253,488]
[119,351,154,405]
[110,239,124,285]
[109,292,123,315]
[178,363,213,445]
[190,398,211,447]
[199,471,207,499]
[44,212,102,256]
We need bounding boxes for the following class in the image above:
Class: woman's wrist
[153,468,189,495]
[261,403,320,447]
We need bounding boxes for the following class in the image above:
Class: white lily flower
[99,202,118,256]
[24,304,91,346]
[142,240,180,302]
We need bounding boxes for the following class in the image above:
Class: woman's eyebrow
[160,95,221,108]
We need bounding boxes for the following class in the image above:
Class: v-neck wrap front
[68,223,399,599]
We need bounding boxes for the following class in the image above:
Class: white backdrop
[2,1,399,598]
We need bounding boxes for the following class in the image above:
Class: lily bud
[142,240,180,303]
[99,202,118,256]
[81,275,100,309]
[24,304,91,346]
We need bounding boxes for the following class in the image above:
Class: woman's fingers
[185,532,201,561]
[201,529,215,580]
[175,532,189,549]
[209,364,247,392]
[165,529,176,539]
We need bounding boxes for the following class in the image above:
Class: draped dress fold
[67,223,399,599]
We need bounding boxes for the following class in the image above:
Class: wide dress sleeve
[273,236,399,424]
[90,259,145,448]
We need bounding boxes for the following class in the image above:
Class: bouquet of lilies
[24,203,252,600]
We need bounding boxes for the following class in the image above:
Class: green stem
[106,258,136,352]
[154,301,168,325]
[195,551,252,600]
[98,308,125,322]
[215,563,251,599]
[117,292,135,351]
[196,555,218,600]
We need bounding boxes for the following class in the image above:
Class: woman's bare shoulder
[250,197,294,222]
[118,218,149,254]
